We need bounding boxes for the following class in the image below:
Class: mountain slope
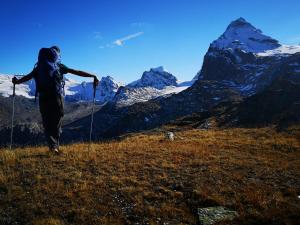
[219,76,300,128]
[170,75,300,131]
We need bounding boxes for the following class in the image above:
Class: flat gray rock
[198,206,238,225]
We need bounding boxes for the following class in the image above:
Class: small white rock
[165,132,175,141]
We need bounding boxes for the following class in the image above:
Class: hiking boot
[53,148,60,155]
[49,147,61,155]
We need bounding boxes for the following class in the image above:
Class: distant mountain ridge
[0,66,193,106]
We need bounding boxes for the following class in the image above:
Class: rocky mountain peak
[97,75,121,102]
[227,17,251,28]
[129,66,178,89]
[150,66,167,73]
[100,76,120,89]
[211,17,280,53]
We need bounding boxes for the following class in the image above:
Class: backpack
[34,48,65,98]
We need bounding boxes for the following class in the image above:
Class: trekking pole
[9,82,16,150]
[88,83,97,152]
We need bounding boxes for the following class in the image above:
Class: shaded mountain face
[172,74,300,130]
[227,78,300,129]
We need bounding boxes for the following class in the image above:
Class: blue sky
[1,0,300,83]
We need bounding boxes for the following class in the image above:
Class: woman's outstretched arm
[12,71,35,84]
[66,68,99,86]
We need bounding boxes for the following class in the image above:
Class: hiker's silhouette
[12,46,99,153]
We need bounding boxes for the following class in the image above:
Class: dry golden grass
[0,128,300,225]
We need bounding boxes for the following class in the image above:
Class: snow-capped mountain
[113,67,191,107]
[210,17,300,57]
[211,17,280,53]
[196,17,300,96]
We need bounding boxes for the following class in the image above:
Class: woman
[12,46,99,154]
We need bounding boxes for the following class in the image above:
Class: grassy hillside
[0,128,300,225]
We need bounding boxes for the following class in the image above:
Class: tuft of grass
[0,127,299,224]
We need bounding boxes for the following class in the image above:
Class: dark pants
[39,94,64,149]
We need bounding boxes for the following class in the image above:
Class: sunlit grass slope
[0,128,300,225]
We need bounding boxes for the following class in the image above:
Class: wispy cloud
[113,32,144,46]
[98,31,144,49]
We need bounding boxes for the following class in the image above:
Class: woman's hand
[12,77,19,84]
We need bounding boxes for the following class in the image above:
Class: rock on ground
[198,206,238,225]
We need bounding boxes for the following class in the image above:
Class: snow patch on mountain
[211,17,280,53]
[256,45,300,57]
[113,84,190,107]
[0,74,35,98]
